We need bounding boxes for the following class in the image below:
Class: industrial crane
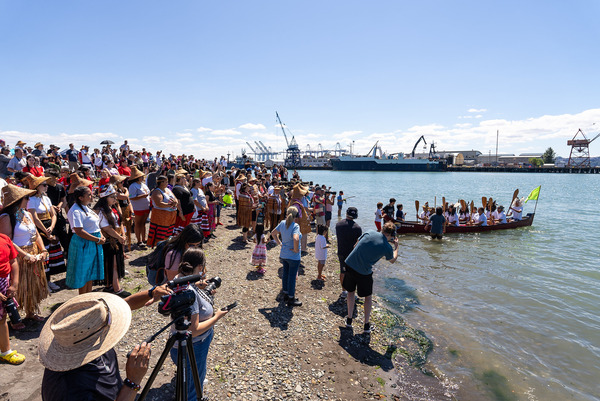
[276,112,301,167]
[567,129,600,167]
[411,135,427,157]
[245,142,258,160]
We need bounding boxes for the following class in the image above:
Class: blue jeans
[281,258,301,298]
[170,329,214,401]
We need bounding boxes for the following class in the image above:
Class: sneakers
[363,322,374,334]
[48,282,60,291]
[340,290,348,299]
[287,297,302,307]
[345,317,353,328]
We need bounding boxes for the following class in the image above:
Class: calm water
[299,170,599,401]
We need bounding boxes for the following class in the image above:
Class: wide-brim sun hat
[39,292,131,372]
[23,175,50,190]
[290,183,308,199]
[0,184,36,211]
[68,173,94,194]
[127,166,145,181]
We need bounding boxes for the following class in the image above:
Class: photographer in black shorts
[343,221,398,333]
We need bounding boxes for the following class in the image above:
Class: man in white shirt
[7,148,26,174]
[495,206,508,224]
[473,207,487,226]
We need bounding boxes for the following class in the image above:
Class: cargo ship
[330,141,446,172]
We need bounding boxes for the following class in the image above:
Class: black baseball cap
[346,207,358,219]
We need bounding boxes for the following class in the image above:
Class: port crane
[567,128,600,167]
[411,135,427,157]
[276,112,301,167]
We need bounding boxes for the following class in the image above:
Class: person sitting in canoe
[417,203,430,224]
[446,205,459,226]
[495,205,508,224]
[509,199,523,221]
[458,204,470,225]
[382,198,396,222]
[472,207,488,226]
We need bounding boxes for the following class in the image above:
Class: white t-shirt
[12,211,37,247]
[511,206,523,221]
[191,187,207,210]
[496,211,507,224]
[98,208,120,229]
[315,234,327,261]
[68,204,101,234]
[447,213,459,226]
[80,150,92,164]
[374,209,382,222]
[27,195,53,215]
[477,213,488,226]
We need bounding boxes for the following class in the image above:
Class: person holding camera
[39,285,171,401]
[169,248,230,401]
[343,221,398,334]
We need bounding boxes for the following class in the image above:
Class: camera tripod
[138,310,206,401]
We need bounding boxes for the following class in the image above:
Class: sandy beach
[2,207,453,401]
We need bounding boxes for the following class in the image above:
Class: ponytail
[285,206,298,228]
[177,248,206,276]
[178,261,196,276]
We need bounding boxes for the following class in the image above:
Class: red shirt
[0,233,18,277]
[23,166,44,177]
[118,165,131,176]
[99,177,110,187]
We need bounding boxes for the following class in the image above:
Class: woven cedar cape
[266,194,283,230]
[237,194,253,228]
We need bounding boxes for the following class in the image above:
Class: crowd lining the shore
[0,139,402,401]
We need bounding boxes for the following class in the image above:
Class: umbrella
[100,140,115,145]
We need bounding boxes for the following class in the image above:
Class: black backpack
[146,239,170,286]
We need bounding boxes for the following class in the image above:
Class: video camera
[157,274,222,318]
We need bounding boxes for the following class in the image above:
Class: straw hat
[127,166,144,182]
[23,175,50,190]
[38,292,131,372]
[0,184,36,211]
[99,184,116,198]
[176,168,189,175]
[290,183,308,199]
[34,142,44,148]
[16,140,26,147]
[235,175,247,182]
[200,170,212,179]
[111,174,127,184]
[68,173,93,194]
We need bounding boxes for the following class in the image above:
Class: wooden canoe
[395,213,535,234]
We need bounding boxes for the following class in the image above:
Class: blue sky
[1,1,599,158]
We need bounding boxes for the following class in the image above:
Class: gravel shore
[2,208,454,401]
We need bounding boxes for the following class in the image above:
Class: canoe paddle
[482,196,487,209]
[442,196,446,213]
[470,200,475,224]
[510,189,519,208]
[415,200,419,221]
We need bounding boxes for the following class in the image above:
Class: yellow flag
[525,186,541,203]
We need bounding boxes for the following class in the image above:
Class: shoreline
[4,208,459,401]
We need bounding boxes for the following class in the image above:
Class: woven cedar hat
[234,175,247,182]
[290,183,308,199]
[200,170,212,179]
[38,292,131,372]
[23,175,50,190]
[34,142,44,148]
[0,184,36,211]
[68,173,94,194]
[176,168,189,175]
[16,140,26,147]
[127,166,145,181]
[110,174,127,184]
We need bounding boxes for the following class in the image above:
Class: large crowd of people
[1,138,400,401]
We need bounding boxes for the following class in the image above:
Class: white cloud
[239,123,266,130]
[211,129,242,136]
[196,127,212,132]
[468,108,487,113]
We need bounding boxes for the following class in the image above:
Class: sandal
[0,350,26,365]
[26,314,46,322]
[10,322,25,331]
